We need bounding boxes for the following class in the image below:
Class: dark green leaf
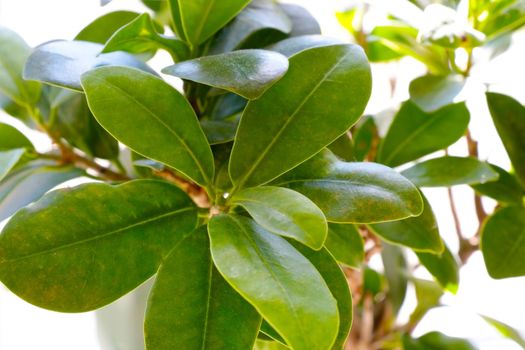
[75,11,140,44]
[230,44,371,188]
[378,101,470,167]
[0,122,33,150]
[481,206,525,278]
[208,93,247,121]
[208,214,339,350]
[486,93,525,188]
[363,267,383,296]
[200,119,238,145]
[417,244,459,293]
[145,227,261,350]
[381,243,408,314]
[409,74,465,112]
[328,133,354,162]
[472,164,524,205]
[325,223,364,268]
[279,4,321,36]
[481,315,525,349]
[163,50,289,100]
[401,156,499,187]
[274,149,423,224]
[81,66,214,187]
[352,116,378,161]
[403,331,476,350]
[0,180,198,312]
[268,35,344,58]
[23,40,156,91]
[231,186,327,250]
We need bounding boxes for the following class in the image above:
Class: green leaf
[381,243,408,314]
[0,122,33,150]
[416,244,459,293]
[229,44,372,188]
[481,206,525,278]
[0,149,25,182]
[378,101,470,167]
[401,156,499,187]
[409,74,465,113]
[325,223,364,268]
[102,13,189,61]
[408,279,444,327]
[274,149,423,224]
[208,214,339,350]
[0,161,83,222]
[268,35,344,58]
[486,93,525,188]
[145,227,261,350]
[176,0,252,45]
[81,66,214,187]
[403,331,476,350]
[369,194,443,253]
[0,93,32,123]
[200,119,238,145]
[363,267,383,296]
[23,40,156,91]
[231,186,328,250]
[163,50,289,100]
[328,133,354,162]
[0,26,41,105]
[0,180,198,312]
[481,315,525,349]
[354,116,378,162]
[472,164,524,205]
[279,4,321,37]
[254,340,289,350]
[75,11,140,44]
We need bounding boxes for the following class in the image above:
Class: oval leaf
[75,11,140,44]
[279,4,321,37]
[208,214,339,350]
[145,227,261,350]
[472,164,524,205]
[325,223,364,268]
[163,50,289,100]
[81,66,214,187]
[409,74,465,113]
[231,186,327,250]
[229,44,372,188]
[416,244,459,293]
[0,180,198,312]
[268,35,344,57]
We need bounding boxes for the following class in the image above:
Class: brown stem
[153,169,210,208]
[447,186,464,242]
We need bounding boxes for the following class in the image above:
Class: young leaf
[274,149,423,224]
[0,123,34,150]
[486,93,525,188]
[231,186,328,250]
[369,194,443,253]
[0,180,198,312]
[0,149,26,182]
[481,315,525,349]
[403,331,476,350]
[145,227,261,350]
[0,26,41,105]
[325,223,364,268]
[268,35,344,58]
[81,66,214,187]
[75,11,140,44]
[23,40,156,91]
[279,3,321,37]
[409,74,465,113]
[481,206,525,279]
[163,50,289,100]
[401,156,499,187]
[174,0,252,45]
[378,101,470,167]
[472,165,524,205]
[416,244,459,293]
[208,214,339,350]
[229,44,372,188]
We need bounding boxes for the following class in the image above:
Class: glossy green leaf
[472,165,524,205]
[0,161,83,222]
[0,149,25,182]
[409,74,466,113]
[163,50,289,100]
[403,331,476,350]
[0,180,198,312]
[0,123,33,150]
[381,243,408,315]
[145,227,261,350]
[208,214,339,350]
[176,0,252,45]
[230,44,372,188]
[481,315,525,349]
[325,223,364,268]
[401,156,499,187]
[75,11,140,44]
[279,4,321,37]
[81,66,214,187]
[103,13,189,61]
[0,26,41,105]
[268,35,344,58]
[369,194,443,253]
[231,186,328,250]
[486,93,525,187]
[378,101,470,167]
[352,116,378,161]
[274,149,423,224]
[209,93,247,121]
[23,40,156,91]
[416,244,459,293]
[200,119,238,145]
[481,206,525,278]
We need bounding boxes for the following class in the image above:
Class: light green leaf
[325,223,364,268]
[208,214,339,350]
[163,50,289,100]
[145,227,261,350]
[274,149,423,224]
[381,243,408,315]
[0,26,41,105]
[481,206,525,279]
[369,194,443,253]
[402,156,499,187]
[0,180,198,312]
[403,331,476,350]
[378,101,470,167]
[409,74,465,113]
[486,93,525,188]
[268,35,344,58]
[0,149,25,182]
[481,315,525,349]
[75,11,140,44]
[23,40,156,91]
[472,164,524,205]
[408,279,444,327]
[81,66,214,187]
[254,340,289,350]
[230,44,371,188]
[0,123,33,151]
[176,0,252,45]
[231,186,327,250]
[279,4,321,37]
[416,244,459,293]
